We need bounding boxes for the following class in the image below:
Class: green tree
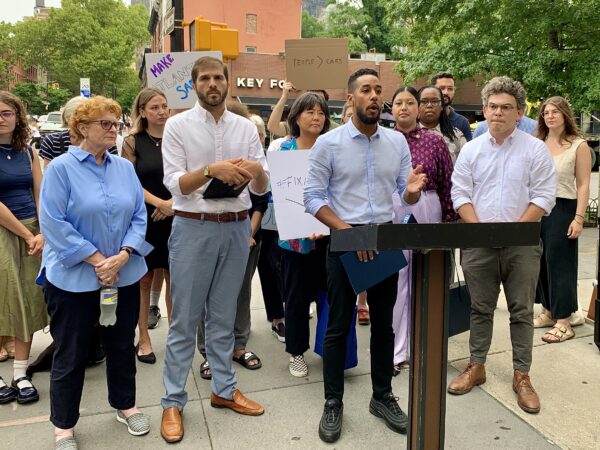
[0,22,17,90]
[11,82,72,115]
[386,0,600,112]
[13,0,149,99]
[301,10,325,38]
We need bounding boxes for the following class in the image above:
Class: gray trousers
[162,216,250,409]
[197,241,261,355]
[461,245,542,372]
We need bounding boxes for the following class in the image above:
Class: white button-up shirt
[162,102,268,213]
[451,128,556,222]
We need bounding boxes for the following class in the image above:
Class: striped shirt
[40,130,118,161]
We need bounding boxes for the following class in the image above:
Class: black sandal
[199,360,212,380]
[232,351,262,370]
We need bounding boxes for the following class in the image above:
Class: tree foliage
[301,10,325,38]
[385,0,600,112]
[13,0,149,99]
[10,82,72,116]
[0,22,17,90]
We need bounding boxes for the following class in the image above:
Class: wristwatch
[120,247,133,255]
[203,165,212,178]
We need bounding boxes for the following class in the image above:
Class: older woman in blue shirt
[39,96,153,449]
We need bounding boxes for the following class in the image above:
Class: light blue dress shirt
[39,146,153,292]
[451,129,556,222]
[304,120,413,225]
[473,116,538,138]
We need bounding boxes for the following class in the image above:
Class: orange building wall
[181,0,302,53]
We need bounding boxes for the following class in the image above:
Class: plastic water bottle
[99,286,118,326]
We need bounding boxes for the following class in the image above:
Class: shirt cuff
[59,241,98,269]
[530,197,555,216]
[166,171,187,196]
[452,197,471,212]
[121,236,154,257]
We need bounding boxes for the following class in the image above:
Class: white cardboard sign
[267,150,330,240]
[145,51,222,109]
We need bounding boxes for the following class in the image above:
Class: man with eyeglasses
[431,72,473,141]
[450,76,556,415]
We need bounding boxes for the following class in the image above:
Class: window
[245,46,257,53]
[246,14,257,34]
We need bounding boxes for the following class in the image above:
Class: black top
[133,131,171,200]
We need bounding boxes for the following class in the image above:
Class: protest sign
[145,51,222,109]
[285,38,348,90]
[267,150,329,240]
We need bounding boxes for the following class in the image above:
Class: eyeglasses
[89,120,123,131]
[0,111,16,120]
[420,99,442,107]
[542,110,561,118]
[486,104,517,113]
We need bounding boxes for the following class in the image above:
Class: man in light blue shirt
[449,76,556,415]
[304,68,427,443]
[473,114,538,138]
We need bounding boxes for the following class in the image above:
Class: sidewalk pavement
[0,228,597,450]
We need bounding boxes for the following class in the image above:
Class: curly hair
[536,96,580,143]
[287,92,331,138]
[481,76,527,110]
[0,91,31,151]
[70,96,122,142]
[130,88,168,135]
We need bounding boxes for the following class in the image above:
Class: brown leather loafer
[160,407,184,443]
[210,389,265,416]
[513,370,540,414]
[447,362,486,395]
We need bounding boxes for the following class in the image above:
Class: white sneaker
[569,311,585,327]
[309,305,314,319]
[289,355,308,377]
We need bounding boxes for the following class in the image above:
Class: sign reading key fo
[285,38,349,90]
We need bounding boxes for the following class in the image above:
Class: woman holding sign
[269,92,330,378]
[390,86,456,375]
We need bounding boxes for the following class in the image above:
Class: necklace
[0,145,12,160]
[147,133,162,147]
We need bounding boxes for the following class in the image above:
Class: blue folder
[340,250,408,294]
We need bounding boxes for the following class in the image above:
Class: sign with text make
[285,38,349,90]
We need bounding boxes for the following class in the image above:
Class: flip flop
[232,351,262,370]
[541,325,575,343]
[200,360,212,380]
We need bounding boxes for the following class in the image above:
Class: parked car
[39,111,65,137]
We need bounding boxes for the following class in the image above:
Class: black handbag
[448,255,471,337]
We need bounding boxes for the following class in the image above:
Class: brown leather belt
[174,210,248,223]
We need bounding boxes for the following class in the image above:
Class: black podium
[330,222,541,450]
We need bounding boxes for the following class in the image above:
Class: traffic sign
[80,78,91,98]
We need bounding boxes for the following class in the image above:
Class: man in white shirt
[450,76,556,414]
[160,56,269,443]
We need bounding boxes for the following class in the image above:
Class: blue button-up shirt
[39,146,152,292]
[473,116,538,138]
[304,120,413,225]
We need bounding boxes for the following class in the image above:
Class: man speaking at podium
[450,76,556,414]
[304,68,427,443]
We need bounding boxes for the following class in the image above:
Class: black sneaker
[148,305,161,329]
[319,398,343,443]
[369,392,408,434]
[271,322,285,343]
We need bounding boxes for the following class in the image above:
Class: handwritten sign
[285,38,348,90]
[267,150,329,240]
[145,51,222,109]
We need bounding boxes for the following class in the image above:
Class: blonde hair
[249,114,266,140]
[69,96,122,141]
[130,87,168,135]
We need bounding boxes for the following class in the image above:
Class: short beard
[197,86,228,108]
[443,95,453,107]
[356,109,380,125]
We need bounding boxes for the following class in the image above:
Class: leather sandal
[357,308,370,326]
[533,312,555,328]
[541,325,574,343]
[199,360,212,380]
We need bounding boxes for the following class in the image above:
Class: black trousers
[257,229,285,321]
[324,250,398,402]
[536,198,579,319]
[281,239,328,356]
[45,281,140,429]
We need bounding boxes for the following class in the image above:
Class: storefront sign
[236,77,285,89]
